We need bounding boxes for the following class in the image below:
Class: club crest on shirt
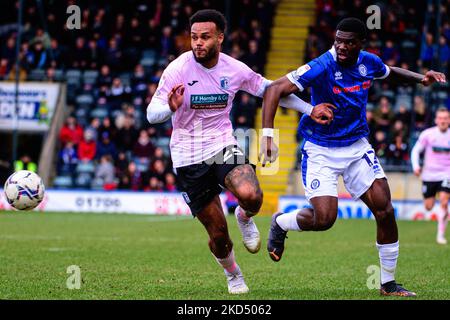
[358,64,367,76]
[220,76,230,90]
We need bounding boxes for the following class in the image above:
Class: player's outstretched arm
[410,133,426,176]
[262,76,298,129]
[387,67,446,86]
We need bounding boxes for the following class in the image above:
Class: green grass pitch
[0,211,449,300]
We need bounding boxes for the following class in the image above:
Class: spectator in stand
[122,161,142,191]
[390,119,408,141]
[97,117,117,143]
[58,141,78,175]
[412,95,431,132]
[394,104,412,130]
[108,77,132,111]
[2,37,16,68]
[144,175,164,192]
[96,132,118,160]
[232,92,257,130]
[78,130,97,162]
[98,64,113,87]
[373,97,395,135]
[160,25,176,59]
[381,40,400,66]
[387,135,409,166]
[242,40,264,73]
[0,59,8,79]
[87,39,103,70]
[151,147,167,165]
[438,35,449,73]
[115,151,129,178]
[94,155,116,189]
[133,129,155,161]
[104,37,122,71]
[164,172,177,192]
[70,37,89,69]
[420,33,435,69]
[85,117,101,142]
[14,154,37,172]
[373,130,388,162]
[149,159,167,184]
[26,40,49,70]
[131,64,148,97]
[116,115,138,152]
[49,38,66,69]
[59,116,84,146]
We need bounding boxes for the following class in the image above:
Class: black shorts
[175,145,255,216]
[422,179,450,198]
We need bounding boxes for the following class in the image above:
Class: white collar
[329,46,363,65]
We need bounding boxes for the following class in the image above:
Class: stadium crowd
[304,0,450,170]
[0,0,276,190]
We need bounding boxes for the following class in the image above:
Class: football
[3,170,45,211]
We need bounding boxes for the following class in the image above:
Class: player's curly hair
[336,17,367,40]
[189,9,227,33]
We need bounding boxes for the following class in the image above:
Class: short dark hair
[189,9,227,33]
[336,17,367,40]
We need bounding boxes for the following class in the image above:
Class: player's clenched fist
[168,84,185,112]
[310,103,336,125]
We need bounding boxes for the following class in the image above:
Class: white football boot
[224,265,249,294]
[437,235,447,245]
[234,206,261,253]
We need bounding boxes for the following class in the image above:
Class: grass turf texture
[0,211,449,300]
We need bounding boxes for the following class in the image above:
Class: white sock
[213,249,238,274]
[376,241,399,285]
[276,211,301,231]
[437,207,448,239]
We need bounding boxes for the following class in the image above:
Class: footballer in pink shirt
[147,9,334,294]
[411,107,450,245]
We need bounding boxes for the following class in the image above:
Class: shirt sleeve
[239,62,267,97]
[286,58,325,91]
[371,54,391,79]
[147,64,179,124]
[410,130,428,171]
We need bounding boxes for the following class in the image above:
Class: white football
[3,170,45,211]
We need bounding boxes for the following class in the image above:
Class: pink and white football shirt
[151,51,267,168]
[411,126,450,181]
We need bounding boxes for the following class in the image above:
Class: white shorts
[301,138,386,200]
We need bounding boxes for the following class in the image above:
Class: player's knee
[314,215,336,231]
[238,187,263,213]
[425,203,434,211]
[374,204,395,222]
